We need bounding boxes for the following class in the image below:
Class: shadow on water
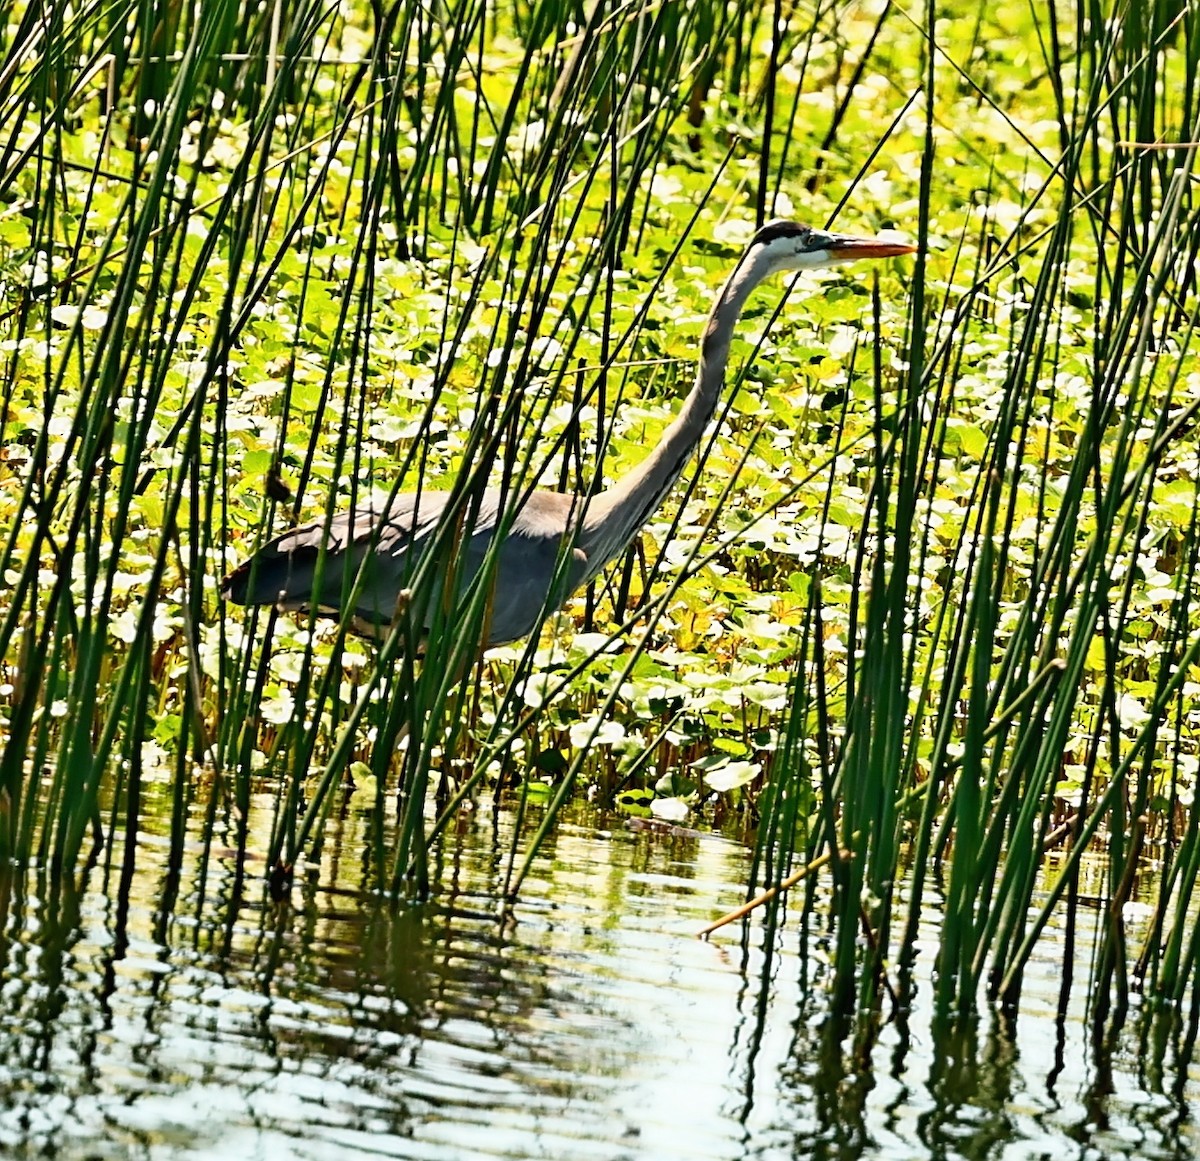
[2,797,1199,1160]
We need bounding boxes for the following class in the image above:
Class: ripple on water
[1,803,1199,1160]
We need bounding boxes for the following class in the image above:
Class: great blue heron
[223,220,915,644]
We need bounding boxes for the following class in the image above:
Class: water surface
[1,798,1196,1160]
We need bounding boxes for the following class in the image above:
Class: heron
[223,220,916,645]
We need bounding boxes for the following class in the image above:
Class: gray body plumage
[223,488,589,646]
[223,221,914,649]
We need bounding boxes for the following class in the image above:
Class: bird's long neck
[576,244,775,575]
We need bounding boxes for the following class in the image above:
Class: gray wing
[223,489,589,646]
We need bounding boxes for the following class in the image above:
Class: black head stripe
[752,219,807,247]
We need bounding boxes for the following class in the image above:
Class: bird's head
[751,219,917,271]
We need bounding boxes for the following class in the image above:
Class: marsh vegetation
[4,0,1200,1153]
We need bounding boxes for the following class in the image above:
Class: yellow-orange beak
[822,232,919,260]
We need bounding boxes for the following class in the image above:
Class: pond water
[1,797,1197,1160]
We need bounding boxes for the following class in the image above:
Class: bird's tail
[222,545,314,607]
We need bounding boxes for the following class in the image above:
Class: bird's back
[223,488,588,646]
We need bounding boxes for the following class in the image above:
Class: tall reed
[7,0,1200,1046]
[750,0,1200,1044]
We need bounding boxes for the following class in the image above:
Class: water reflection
[1,798,1198,1160]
